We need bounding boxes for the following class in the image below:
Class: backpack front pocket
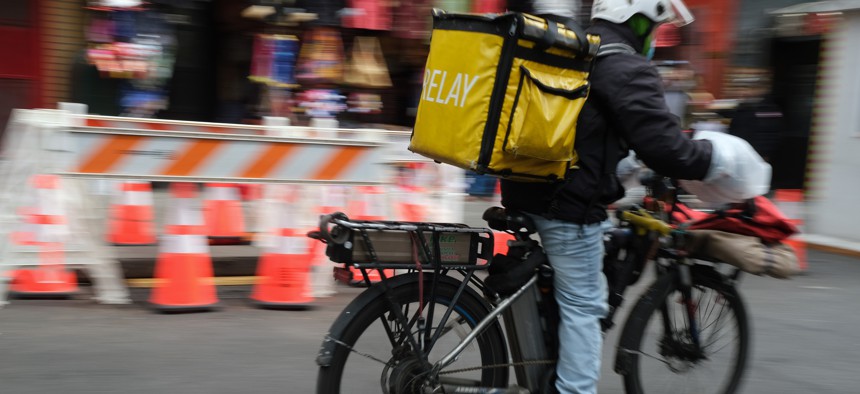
[504,65,589,162]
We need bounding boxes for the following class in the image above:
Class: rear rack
[313,213,496,271]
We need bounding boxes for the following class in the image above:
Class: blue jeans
[526,213,610,394]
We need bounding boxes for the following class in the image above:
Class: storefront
[0,1,43,142]
[770,1,860,242]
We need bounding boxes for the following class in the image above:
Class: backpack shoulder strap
[596,43,637,57]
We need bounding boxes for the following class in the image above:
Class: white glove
[679,131,771,204]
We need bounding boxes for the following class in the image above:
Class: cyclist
[500,0,769,393]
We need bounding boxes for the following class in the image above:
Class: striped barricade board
[60,127,388,184]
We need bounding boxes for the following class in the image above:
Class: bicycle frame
[315,202,745,393]
[315,214,556,392]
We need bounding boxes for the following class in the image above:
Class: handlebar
[618,209,673,236]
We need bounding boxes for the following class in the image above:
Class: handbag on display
[295,27,345,86]
[343,36,392,88]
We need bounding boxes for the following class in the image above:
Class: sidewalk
[799,234,860,259]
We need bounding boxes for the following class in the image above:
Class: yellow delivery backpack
[410,9,601,182]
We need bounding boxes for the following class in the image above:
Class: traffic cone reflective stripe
[251,228,314,309]
[108,182,156,245]
[204,183,246,240]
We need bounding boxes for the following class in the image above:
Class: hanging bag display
[344,36,392,88]
[295,27,345,86]
[409,10,600,182]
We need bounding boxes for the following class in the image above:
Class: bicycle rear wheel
[619,265,749,394]
[316,273,508,393]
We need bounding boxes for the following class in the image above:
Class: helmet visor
[668,0,695,26]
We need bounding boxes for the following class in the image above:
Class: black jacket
[501,21,713,224]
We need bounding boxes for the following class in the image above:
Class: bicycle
[310,175,749,394]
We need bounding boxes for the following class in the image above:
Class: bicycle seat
[482,207,537,235]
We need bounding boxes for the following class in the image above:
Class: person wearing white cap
[501,1,769,393]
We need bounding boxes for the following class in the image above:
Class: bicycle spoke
[626,269,748,394]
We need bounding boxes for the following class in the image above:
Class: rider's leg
[526,214,609,394]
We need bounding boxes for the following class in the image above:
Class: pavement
[3,193,860,393]
[2,248,858,394]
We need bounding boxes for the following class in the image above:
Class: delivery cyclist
[501,0,769,393]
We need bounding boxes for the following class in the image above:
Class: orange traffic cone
[251,227,314,309]
[149,183,218,312]
[774,189,808,271]
[494,232,514,256]
[344,185,393,285]
[395,186,428,222]
[311,186,346,297]
[348,186,387,221]
[204,183,246,243]
[107,181,156,245]
[9,174,78,298]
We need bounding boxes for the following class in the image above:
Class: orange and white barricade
[0,107,130,307]
[0,107,401,309]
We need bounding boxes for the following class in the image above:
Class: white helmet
[591,0,695,26]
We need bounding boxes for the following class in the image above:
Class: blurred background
[3,1,860,245]
[0,0,841,192]
[2,2,860,393]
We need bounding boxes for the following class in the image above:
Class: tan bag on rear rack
[685,230,801,279]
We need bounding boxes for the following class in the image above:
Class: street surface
[2,247,858,394]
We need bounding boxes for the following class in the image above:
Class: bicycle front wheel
[317,273,509,394]
[619,265,749,394]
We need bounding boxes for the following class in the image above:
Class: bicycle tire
[317,273,509,393]
[617,265,749,394]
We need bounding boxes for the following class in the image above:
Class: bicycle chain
[328,336,556,376]
[326,336,394,367]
